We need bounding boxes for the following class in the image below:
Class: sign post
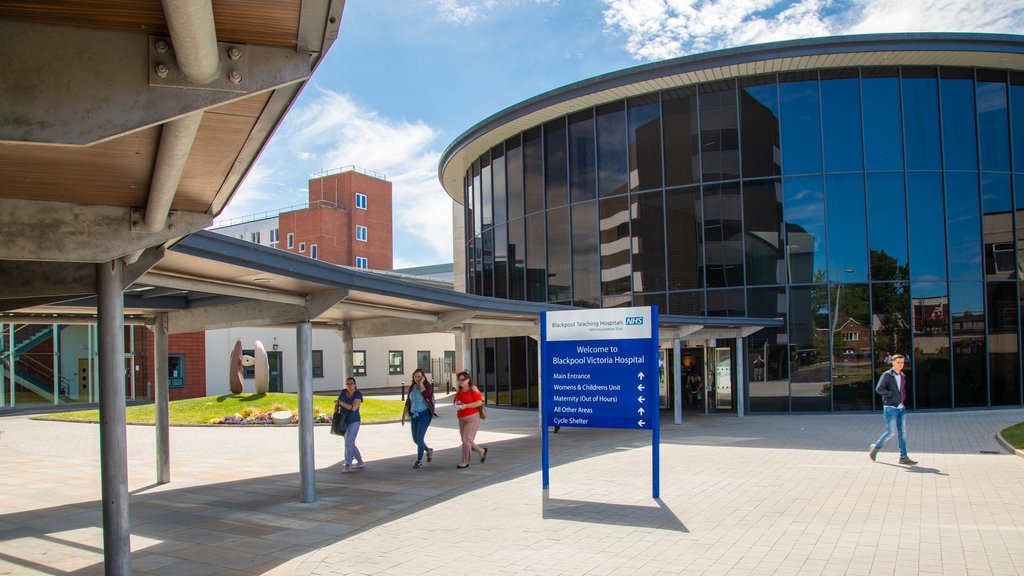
[541,306,660,498]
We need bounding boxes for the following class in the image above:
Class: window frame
[352,350,367,376]
[355,192,367,210]
[356,225,368,242]
[388,350,404,375]
[312,350,324,378]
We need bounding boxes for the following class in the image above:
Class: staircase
[1,325,70,403]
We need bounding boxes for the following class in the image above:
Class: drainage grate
[980,450,1002,454]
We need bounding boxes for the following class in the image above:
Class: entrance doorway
[712,347,733,411]
[680,348,705,411]
[268,351,282,393]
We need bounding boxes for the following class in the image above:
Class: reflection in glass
[977,70,1010,172]
[628,95,663,192]
[568,110,596,203]
[480,155,491,229]
[571,201,599,307]
[866,173,908,281]
[493,222,507,299]
[525,213,546,301]
[783,176,825,284]
[699,81,739,181]
[862,70,903,171]
[707,288,744,317]
[508,218,525,300]
[523,127,544,215]
[789,285,830,411]
[743,179,784,286]
[669,290,704,315]
[632,191,667,292]
[747,292,789,412]
[505,136,524,221]
[907,173,947,281]
[703,182,744,287]
[950,281,986,407]
[945,173,982,281]
[940,68,978,171]
[988,282,1020,405]
[597,102,628,197]
[831,282,872,411]
[825,174,868,282]
[546,206,570,302]
[480,227,493,297]
[911,281,951,409]
[779,73,822,176]
[600,195,631,298]
[821,72,863,173]
[982,173,1014,281]
[662,87,699,187]
[739,75,781,178]
[871,281,911,409]
[1011,74,1024,171]
[902,69,941,170]
[666,186,703,290]
[492,145,506,227]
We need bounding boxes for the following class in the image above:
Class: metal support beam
[297,321,315,503]
[97,260,130,575]
[153,314,170,484]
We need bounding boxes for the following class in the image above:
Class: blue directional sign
[540,306,661,496]
[542,306,659,430]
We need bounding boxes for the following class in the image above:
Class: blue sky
[219,0,1024,269]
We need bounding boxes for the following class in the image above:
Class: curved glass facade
[459,64,1024,412]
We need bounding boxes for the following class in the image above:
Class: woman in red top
[453,370,488,469]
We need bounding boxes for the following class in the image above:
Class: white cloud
[224,89,454,268]
[602,0,1024,61]
[429,0,556,24]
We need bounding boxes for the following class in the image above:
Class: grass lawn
[33,393,405,426]
[1001,422,1024,450]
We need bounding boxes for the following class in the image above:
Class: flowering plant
[213,405,332,425]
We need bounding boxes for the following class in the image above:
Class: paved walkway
[1,401,1023,575]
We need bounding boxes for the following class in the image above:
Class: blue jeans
[344,421,363,467]
[410,410,432,460]
[874,406,908,457]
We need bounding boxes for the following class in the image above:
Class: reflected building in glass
[439,33,1024,413]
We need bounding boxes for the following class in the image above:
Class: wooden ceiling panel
[0,130,156,206]
[0,0,301,47]
[208,91,272,119]
[174,112,259,211]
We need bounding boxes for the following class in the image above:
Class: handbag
[478,403,487,420]
[331,408,349,436]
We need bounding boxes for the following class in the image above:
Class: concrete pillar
[338,321,353,379]
[153,313,170,484]
[97,260,130,575]
[297,321,315,503]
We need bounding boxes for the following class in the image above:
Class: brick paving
[1,399,1022,575]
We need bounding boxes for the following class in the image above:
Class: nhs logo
[625,316,644,326]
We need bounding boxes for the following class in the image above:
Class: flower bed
[214,406,332,425]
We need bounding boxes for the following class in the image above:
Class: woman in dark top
[336,376,365,473]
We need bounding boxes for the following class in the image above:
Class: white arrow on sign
[637,371,645,380]
[637,383,645,392]
[637,419,646,427]
[637,407,645,416]
[637,395,646,403]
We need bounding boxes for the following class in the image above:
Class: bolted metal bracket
[148,35,249,93]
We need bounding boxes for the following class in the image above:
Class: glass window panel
[493,222,508,299]
[632,191,667,292]
[509,337,529,407]
[666,186,704,290]
[568,110,596,203]
[982,173,1014,280]
[950,281,986,407]
[862,73,904,171]
[902,69,941,170]
[832,282,873,411]
[634,292,666,313]
[491,145,506,227]
[544,118,568,209]
[907,172,947,281]
[706,288,744,317]
[821,76,864,173]
[789,284,831,411]
[699,81,739,181]
[871,281,911,407]
[480,153,492,229]
[743,179,785,286]
[1010,73,1024,172]
[480,228,493,297]
[826,174,868,282]
[600,195,632,297]
[546,206,570,302]
[779,75,822,176]
[494,339,510,404]
[628,94,663,192]
[1017,174,1024,280]
[977,71,1010,172]
[940,68,978,172]
[523,127,544,215]
[571,200,600,307]
[525,213,546,301]
[508,218,526,300]
[464,169,475,241]
[703,182,744,287]
[596,101,628,197]
[866,173,909,281]
[739,75,781,178]
[783,176,826,285]
[472,161,482,235]
[662,87,699,187]
[747,324,790,413]
[506,136,524,221]
[669,290,704,315]
[911,281,951,409]
[988,282,1020,405]
[945,173,983,281]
